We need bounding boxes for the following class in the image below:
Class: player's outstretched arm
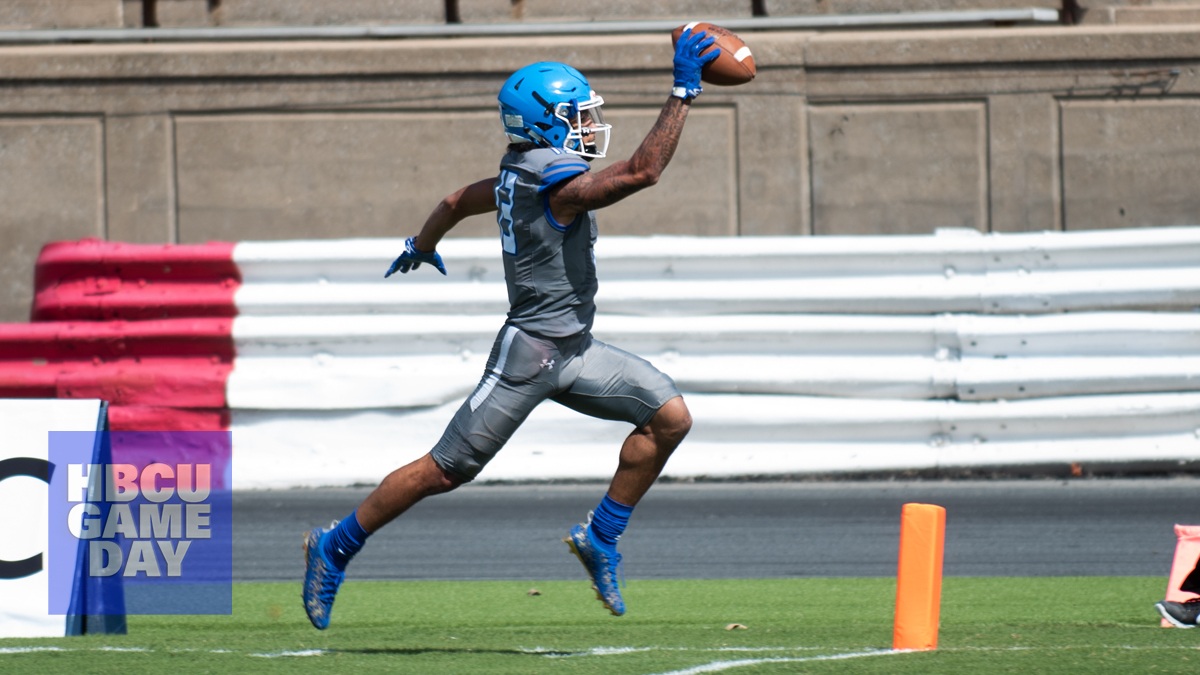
[547,28,717,224]
[385,177,497,277]
[547,97,688,223]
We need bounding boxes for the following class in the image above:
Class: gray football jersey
[493,147,599,338]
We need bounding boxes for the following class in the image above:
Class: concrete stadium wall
[1,24,1199,321]
[11,0,1200,30]
[8,1,1064,29]
[0,2,125,30]
[152,0,1061,27]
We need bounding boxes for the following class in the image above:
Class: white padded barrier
[231,392,1200,487]
[229,311,1200,407]
[233,228,1200,315]
[225,228,1200,482]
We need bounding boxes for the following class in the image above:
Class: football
[670,22,756,86]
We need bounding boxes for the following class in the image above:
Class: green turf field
[1,577,1195,674]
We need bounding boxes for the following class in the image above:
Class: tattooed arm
[412,177,498,251]
[547,96,691,225]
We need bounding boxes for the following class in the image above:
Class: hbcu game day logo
[47,431,233,615]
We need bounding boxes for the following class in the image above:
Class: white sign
[0,399,103,639]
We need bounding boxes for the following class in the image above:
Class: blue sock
[587,494,634,554]
[322,510,370,571]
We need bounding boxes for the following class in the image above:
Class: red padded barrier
[0,317,235,430]
[107,406,232,432]
[53,362,231,407]
[6,239,241,431]
[0,318,234,360]
[33,239,240,321]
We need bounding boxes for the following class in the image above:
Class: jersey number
[494,170,518,255]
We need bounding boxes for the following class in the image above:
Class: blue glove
[385,237,446,277]
[672,28,720,99]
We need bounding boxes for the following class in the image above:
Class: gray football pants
[430,324,682,481]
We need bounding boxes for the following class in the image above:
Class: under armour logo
[540,359,555,371]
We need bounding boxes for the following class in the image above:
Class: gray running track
[233,479,1198,582]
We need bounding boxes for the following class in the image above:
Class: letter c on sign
[0,457,52,580]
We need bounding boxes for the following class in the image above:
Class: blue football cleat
[302,525,345,630]
[564,522,625,616]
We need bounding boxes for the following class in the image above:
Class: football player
[303,27,719,629]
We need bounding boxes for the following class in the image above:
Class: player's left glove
[385,237,446,277]
[672,28,720,100]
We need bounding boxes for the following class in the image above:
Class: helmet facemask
[556,91,611,159]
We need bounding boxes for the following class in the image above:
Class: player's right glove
[672,28,720,100]
[385,237,446,277]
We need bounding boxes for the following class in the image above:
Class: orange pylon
[893,503,946,651]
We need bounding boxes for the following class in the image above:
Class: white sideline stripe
[2,644,1193,660]
[644,649,898,675]
[528,645,833,657]
[733,46,752,62]
[248,650,324,658]
[470,326,517,411]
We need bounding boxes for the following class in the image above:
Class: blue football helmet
[498,62,611,158]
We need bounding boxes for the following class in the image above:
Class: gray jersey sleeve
[505,148,589,195]
[538,156,591,192]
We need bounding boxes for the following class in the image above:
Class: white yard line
[643,649,899,675]
[523,645,834,658]
[247,649,325,658]
[0,643,1195,662]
